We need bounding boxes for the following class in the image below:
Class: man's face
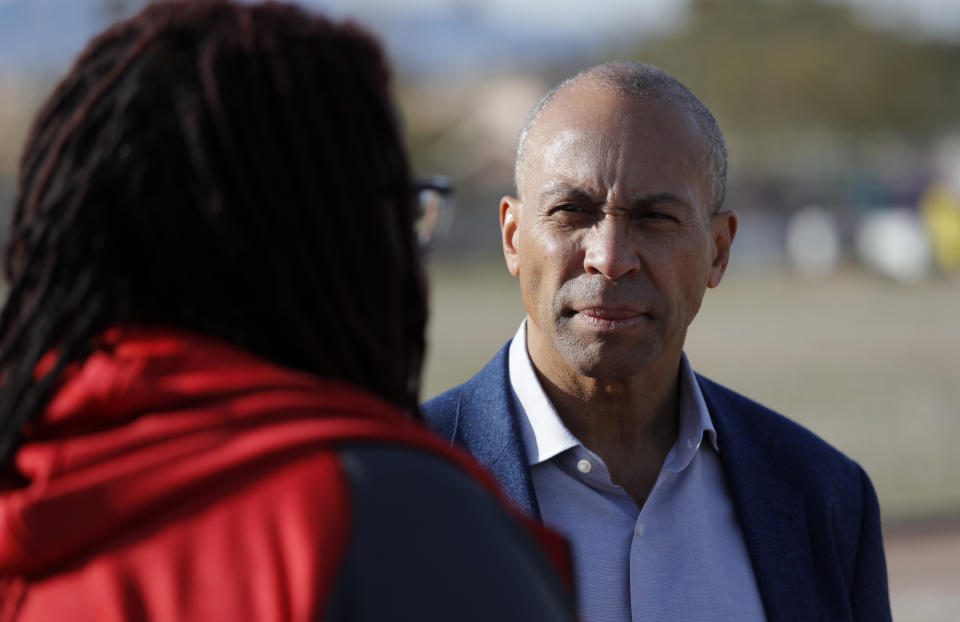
[501,83,736,382]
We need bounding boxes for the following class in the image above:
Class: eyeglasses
[413,175,454,250]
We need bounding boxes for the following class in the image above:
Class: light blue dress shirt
[508,320,766,622]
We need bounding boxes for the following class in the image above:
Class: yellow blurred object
[920,184,960,273]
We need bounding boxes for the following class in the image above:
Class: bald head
[515,62,727,214]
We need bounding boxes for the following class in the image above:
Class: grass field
[423,259,960,524]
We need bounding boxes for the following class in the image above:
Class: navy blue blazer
[422,342,891,622]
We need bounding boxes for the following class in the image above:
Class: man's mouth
[572,306,649,330]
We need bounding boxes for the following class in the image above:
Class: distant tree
[615,0,960,139]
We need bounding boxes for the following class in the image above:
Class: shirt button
[576,459,592,474]
[635,523,645,537]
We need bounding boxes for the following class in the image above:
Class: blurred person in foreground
[424,62,890,622]
[0,2,575,620]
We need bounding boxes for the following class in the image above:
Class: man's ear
[707,209,737,288]
[501,196,522,277]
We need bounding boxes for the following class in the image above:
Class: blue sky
[2,0,959,76]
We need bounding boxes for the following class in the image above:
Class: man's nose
[582,216,640,280]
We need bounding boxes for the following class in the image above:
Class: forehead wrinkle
[536,123,617,184]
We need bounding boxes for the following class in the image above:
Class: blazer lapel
[699,377,817,622]
[448,343,540,517]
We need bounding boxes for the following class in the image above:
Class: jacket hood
[0,326,419,576]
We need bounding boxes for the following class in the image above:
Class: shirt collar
[509,320,579,465]
[666,349,719,472]
[508,318,718,469]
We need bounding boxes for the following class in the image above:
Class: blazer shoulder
[421,386,463,439]
[421,342,512,439]
[697,374,868,489]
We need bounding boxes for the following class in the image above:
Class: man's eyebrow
[538,183,599,206]
[629,192,689,209]
[536,186,693,211]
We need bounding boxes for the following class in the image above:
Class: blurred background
[2,0,959,618]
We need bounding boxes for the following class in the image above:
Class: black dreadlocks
[0,0,427,463]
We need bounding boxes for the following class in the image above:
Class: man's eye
[633,211,681,230]
[550,204,593,218]
[638,211,678,222]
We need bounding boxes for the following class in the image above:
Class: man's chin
[558,341,660,382]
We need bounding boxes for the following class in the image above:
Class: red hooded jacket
[0,327,571,621]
